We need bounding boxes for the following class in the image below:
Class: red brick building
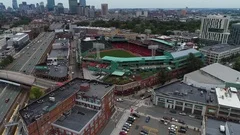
[19,78,115,135]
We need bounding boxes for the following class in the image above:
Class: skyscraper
[200,15,230,44]
[80,0,86,7]
[47,0,55,11]
[228,23,240,45]
[101,4,108,16]
[69,0,78,14]
[12,0,18,9]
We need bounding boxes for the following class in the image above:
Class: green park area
[29,86,45,100]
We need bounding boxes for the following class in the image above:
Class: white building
[200,15,230,44]
[184,63,240,90]
[136,11,148,17]
[7,33,29,50]
[199,44,240,64]
[215,87,240,121]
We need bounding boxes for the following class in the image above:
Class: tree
[159,68,170,85]
[233,57,240,71]
[30,87,44,99]
[186,53,204,72]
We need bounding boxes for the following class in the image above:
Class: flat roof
[154,81,217,105]
[102,55,171,63]
[215,88,240,108]
[19,78,113,126]
[200,44,240,53]
[53,106,98,132]
[48,65,68,78]
[149,38,174,47]
[184,70,225,85]
[201,63,240,83]
[112,70,125,76]
[206,118,225,135]
[226,121,240,135]
[170,48,200,59]
[48,49,68,58]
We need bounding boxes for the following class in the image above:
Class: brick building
[19,78,115,135]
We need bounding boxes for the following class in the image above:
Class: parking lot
[125,115,201,135]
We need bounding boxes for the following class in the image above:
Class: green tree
[75,21,90,26]
[159,68,170,85]
[233,57,240,71]
[30,87,44,99]
[186,53,204,72]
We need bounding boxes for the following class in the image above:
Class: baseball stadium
[77,36,204,95]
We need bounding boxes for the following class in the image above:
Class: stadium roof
[199,44,240,53]
[170,49,200,59]
[201,63,240,83]
[102,55,171,63]
[149,38,174,47]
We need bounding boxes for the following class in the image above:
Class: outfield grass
[88,49,137,58]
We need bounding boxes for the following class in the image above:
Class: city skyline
[0,0,240,9]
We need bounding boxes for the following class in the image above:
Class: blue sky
[0,0,239,9]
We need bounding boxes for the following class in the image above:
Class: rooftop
[48,65,68,78]
[170,48,200,59]
[215,87,240,109]
[200,63,240,83]
[149,38,174,47]
[200,44,240,53]
[226,121,240,135]
[48,49,69,58]
[19,78,113,126]
[53,106,98,133]
[154,81,217,105]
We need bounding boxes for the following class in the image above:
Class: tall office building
[69,0,78,14]
[12,0,18,9]
[101,3,108,16]
[200,15,230,44]
[47,0,55,11]
[39,2,45,12]
[80,0,86,7]
[228,23,240,45]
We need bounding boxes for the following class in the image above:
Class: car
[160,118,165,123]
[140,129,148,135]
[170,110,177,114]
[5,98,10,103]
[178,128,187,133]
[170,124,178,129]
[122,127,129,131]
[189,114,195,118]
[178,120,185,124]
[116,98,123,102]
[131,113,140,118]
[171,117,178,122]
[119,131,127,135]
[179,112,187,116]
[127,119,134,123]
[129,116,136,120]
[127,117,135,121]
[123,124,130,129]
[145,116,150,123]
[125,122,132,127]
[164,121,168,125]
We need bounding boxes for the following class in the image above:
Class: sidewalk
[110,109,131,135]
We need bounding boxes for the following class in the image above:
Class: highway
[9,32,55,74]
[0,83,20,123]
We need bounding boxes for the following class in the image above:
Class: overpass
[0,70,57,88]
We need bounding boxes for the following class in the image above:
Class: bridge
[0,70,57,89]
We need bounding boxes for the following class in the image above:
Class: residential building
[69,0,78,14]
[199,44,240,64]
[228,23,240,45]
[47,0,55,11]
[12,0,18,9]
[200,15,230,44]
[19,78,115,135]
[183,63,240,90]
[101,4,108,16]
[152,81,217,116]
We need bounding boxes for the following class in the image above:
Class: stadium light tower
[148,45,158,59]
[93,43,105,60]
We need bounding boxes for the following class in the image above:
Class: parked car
[119,131,127,135]
[178,120,185,124]
[178,127,187,133]
[125,122,132,127]
[122,127,129,131]
[189,114,195,118]
[116,98,123,102]
[126,120,134,124]
[123,124,130,129]
[171,117,178,122]
[131,113,140,118]
[170,110,177,114]
[145,116,151,123]
[179,112,187,116]
[129,116,136,120]
[140,129,148,135]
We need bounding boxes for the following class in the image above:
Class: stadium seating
[112,43,152,56]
